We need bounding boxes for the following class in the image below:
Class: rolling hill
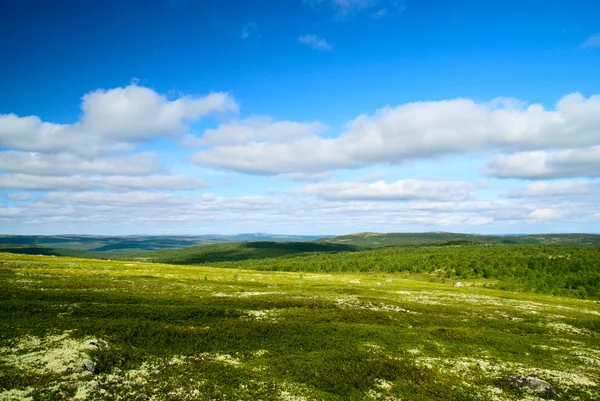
[317,232,600,248]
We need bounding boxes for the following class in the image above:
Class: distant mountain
[2,232,598,261]
[0,234,330,256]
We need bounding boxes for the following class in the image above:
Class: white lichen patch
[375,379,393,390]
[547,322,592,336]
[200,352,242,366]
[335,297,417,314]
[213,291,288,297]
[278,382,311,401]
[365,388,402,400]
[363,342,384,353]
[253,349,269,357]
[245,309,280,321]
[414,355,598,390]
[0,331,97,375]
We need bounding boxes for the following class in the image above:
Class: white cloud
[2,181,597,233]
[41,191,195,206]
[275,172,332,182]
[7,193,33,201]
[504,181,600,198]
[580,33,600,48]
[298,34,332,51]
[0,151,162,176]
[527,208,561,221]
[81,85,238,141]
[296,179,473,201]
[191,93,600,175]
[0,84,238,157]
[0,174,208,191]
[184,116,326,146]
[484,147,600,179]
[0,84,235,195]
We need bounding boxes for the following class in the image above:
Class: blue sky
[1,0,599,235]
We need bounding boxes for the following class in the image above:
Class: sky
[1,0,599,235]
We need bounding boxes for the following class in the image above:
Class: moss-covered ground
[0,253,598,400]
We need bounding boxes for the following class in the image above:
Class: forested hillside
[318,232,600,248]
[134,241,358,264]
[0,234,328,256]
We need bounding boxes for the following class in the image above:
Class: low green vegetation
[136,243,600,299]
[135,242,358,264]
[0,253,599,400]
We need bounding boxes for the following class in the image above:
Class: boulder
[505,375,553,397]
[83,361,96,373]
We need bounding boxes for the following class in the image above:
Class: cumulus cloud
[483,147,600,179]
[504,181,600,198]
[7,193,33,201]
[0,84,236,194]
[0,84,238,157]
[184,117,327,146]
[296,179,473,201]
[0,174,208,191]
[41,191,196,206]
[81,85,237,141]
[527,208,561,221]
[0,151,162,176]
[275,172,333,182]
[298,34,332,51]
[191,93,600,175]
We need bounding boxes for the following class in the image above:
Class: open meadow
[1,252,599,401]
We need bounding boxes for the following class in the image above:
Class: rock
[83,361,95,373]
[505,376,553,397]
[385,279,393,283]
[454,282,464,287]
[375,282,383,286]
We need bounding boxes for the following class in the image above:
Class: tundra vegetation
[0,239,599,400]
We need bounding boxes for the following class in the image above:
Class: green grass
[1,252,599,400]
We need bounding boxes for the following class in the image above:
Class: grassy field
[1,253,599,400]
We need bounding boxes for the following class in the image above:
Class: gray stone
[83,361,95,373]
[506,375,553,396]
[454,282,464,287]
